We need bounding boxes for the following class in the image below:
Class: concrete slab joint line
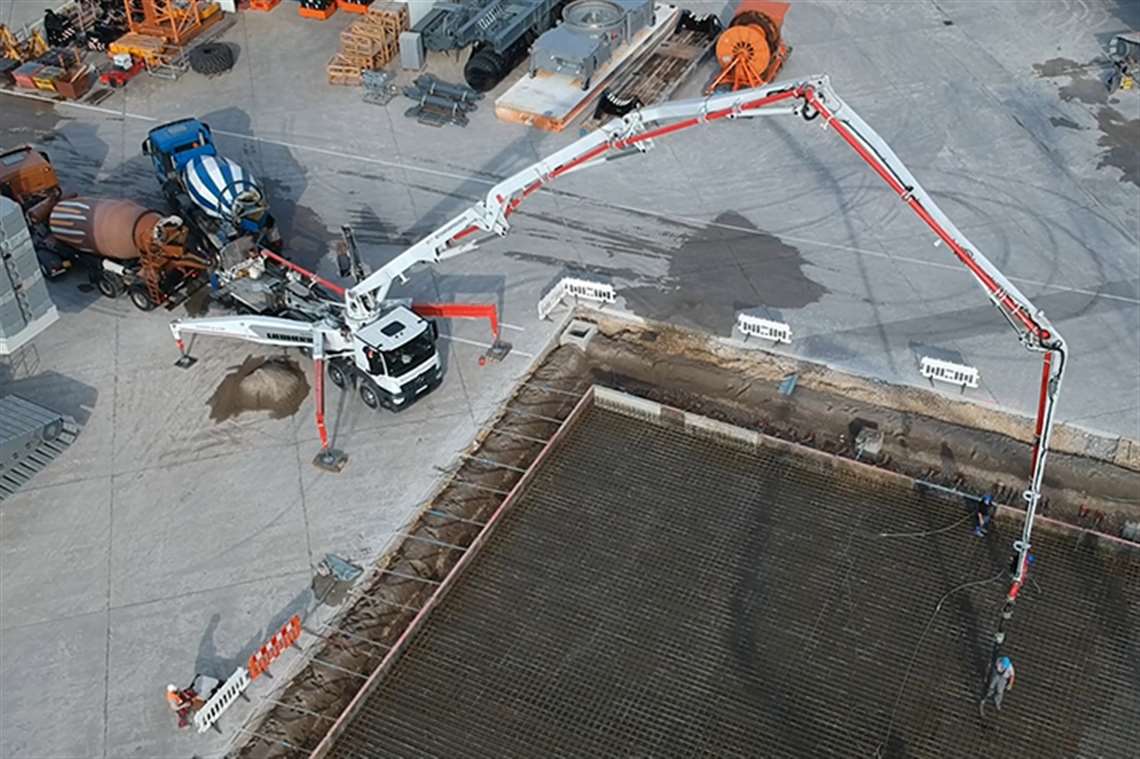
[538,277,616,320]
[194,667,250,734]
[736,313,792,344]
[921,357,980,389]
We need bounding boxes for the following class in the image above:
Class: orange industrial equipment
[707,1,790,93]
[122,0,220,45]
[0,147,62,226]
[1,24,48,62]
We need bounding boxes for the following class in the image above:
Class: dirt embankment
[579,312,1140,533]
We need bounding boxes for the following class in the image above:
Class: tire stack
[188,42,236,76]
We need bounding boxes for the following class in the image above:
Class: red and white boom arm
[346,74,1065,585]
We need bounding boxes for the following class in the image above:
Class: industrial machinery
[707,0,790,93]
[1106,32,1140,94]
[0,23,48,62]
[48,197,209,309]
[122,0,220,46]
[167,74,1067,628]
[0,145,210,309]
[529,0,654,90]
[142,118,281,254]
[412,0,567,91]
[0,143,311,315]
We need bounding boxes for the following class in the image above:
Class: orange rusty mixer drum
[47,197,162,261]
[715,0,789,82]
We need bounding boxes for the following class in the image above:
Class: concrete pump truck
[166,76,1068,611]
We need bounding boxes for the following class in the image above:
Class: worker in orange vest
[165,684,196,729]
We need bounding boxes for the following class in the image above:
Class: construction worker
[973,494,996,537]
[980,656,1016,714]
[165,684,196,729]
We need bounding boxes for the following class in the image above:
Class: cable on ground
[873,570,1006,758]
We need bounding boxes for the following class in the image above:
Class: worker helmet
[166,684,177,692]
[997,656,1012,671]
[982,494,994,505]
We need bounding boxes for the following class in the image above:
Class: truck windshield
[382,331,435,378]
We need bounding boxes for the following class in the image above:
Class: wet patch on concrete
[347,205,414,247]
[1033,57,1140,188]
[1095,107,1140,187]
[1049,116,1085,130]
[623,211,827,332]
[207,355,309,422]
[1033,57,1108,105]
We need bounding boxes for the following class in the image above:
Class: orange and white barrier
[247,614,302,680]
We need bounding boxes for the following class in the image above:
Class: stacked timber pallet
[326,1,407,85]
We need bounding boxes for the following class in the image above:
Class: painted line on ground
[500,322,526,332]
[7,89,1137,306]
[439,334,535,359]
[1,87,158,121]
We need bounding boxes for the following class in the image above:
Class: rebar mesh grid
[326,405,1139,759]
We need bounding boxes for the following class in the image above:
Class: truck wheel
[328,362,348,389]
[95,273,124,299]
[129,286,157,311]
[189,43,235,76]
[359,382,381,410]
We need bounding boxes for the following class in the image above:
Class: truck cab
[141,118,217,190]
[330,306,443,411]
[0,146,69,276]
[0,147,61,223]
[141,118,280,254]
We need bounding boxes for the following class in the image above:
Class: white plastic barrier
[193,667,250,733]
[538,277,617,319]
[736,314,792,344]
[920,356,979,388]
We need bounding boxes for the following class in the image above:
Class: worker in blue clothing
[980,656,1016,714]
[973,494,996,536]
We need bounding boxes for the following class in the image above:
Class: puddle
[1049,116,1084,130]
[207,355,309,422]
[1033,57,1108,105]
[623,210,827,331]
[1095,107,1140,187]
[1034,56,1139,187]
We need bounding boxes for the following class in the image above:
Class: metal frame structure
[123,0,211,44]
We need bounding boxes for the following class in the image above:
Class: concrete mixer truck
[141,118,282,256]
[0,145,211,310]
[2,144,332,318]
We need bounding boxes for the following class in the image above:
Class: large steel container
[48,197,161,260]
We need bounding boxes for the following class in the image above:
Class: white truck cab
[333,305,443,411]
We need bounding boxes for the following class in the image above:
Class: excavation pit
[315,388,1138,759]
[233,315,1139,759]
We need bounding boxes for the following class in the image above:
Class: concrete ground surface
[0,0,1137,757]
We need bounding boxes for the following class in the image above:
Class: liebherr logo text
[261,332,310,343]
